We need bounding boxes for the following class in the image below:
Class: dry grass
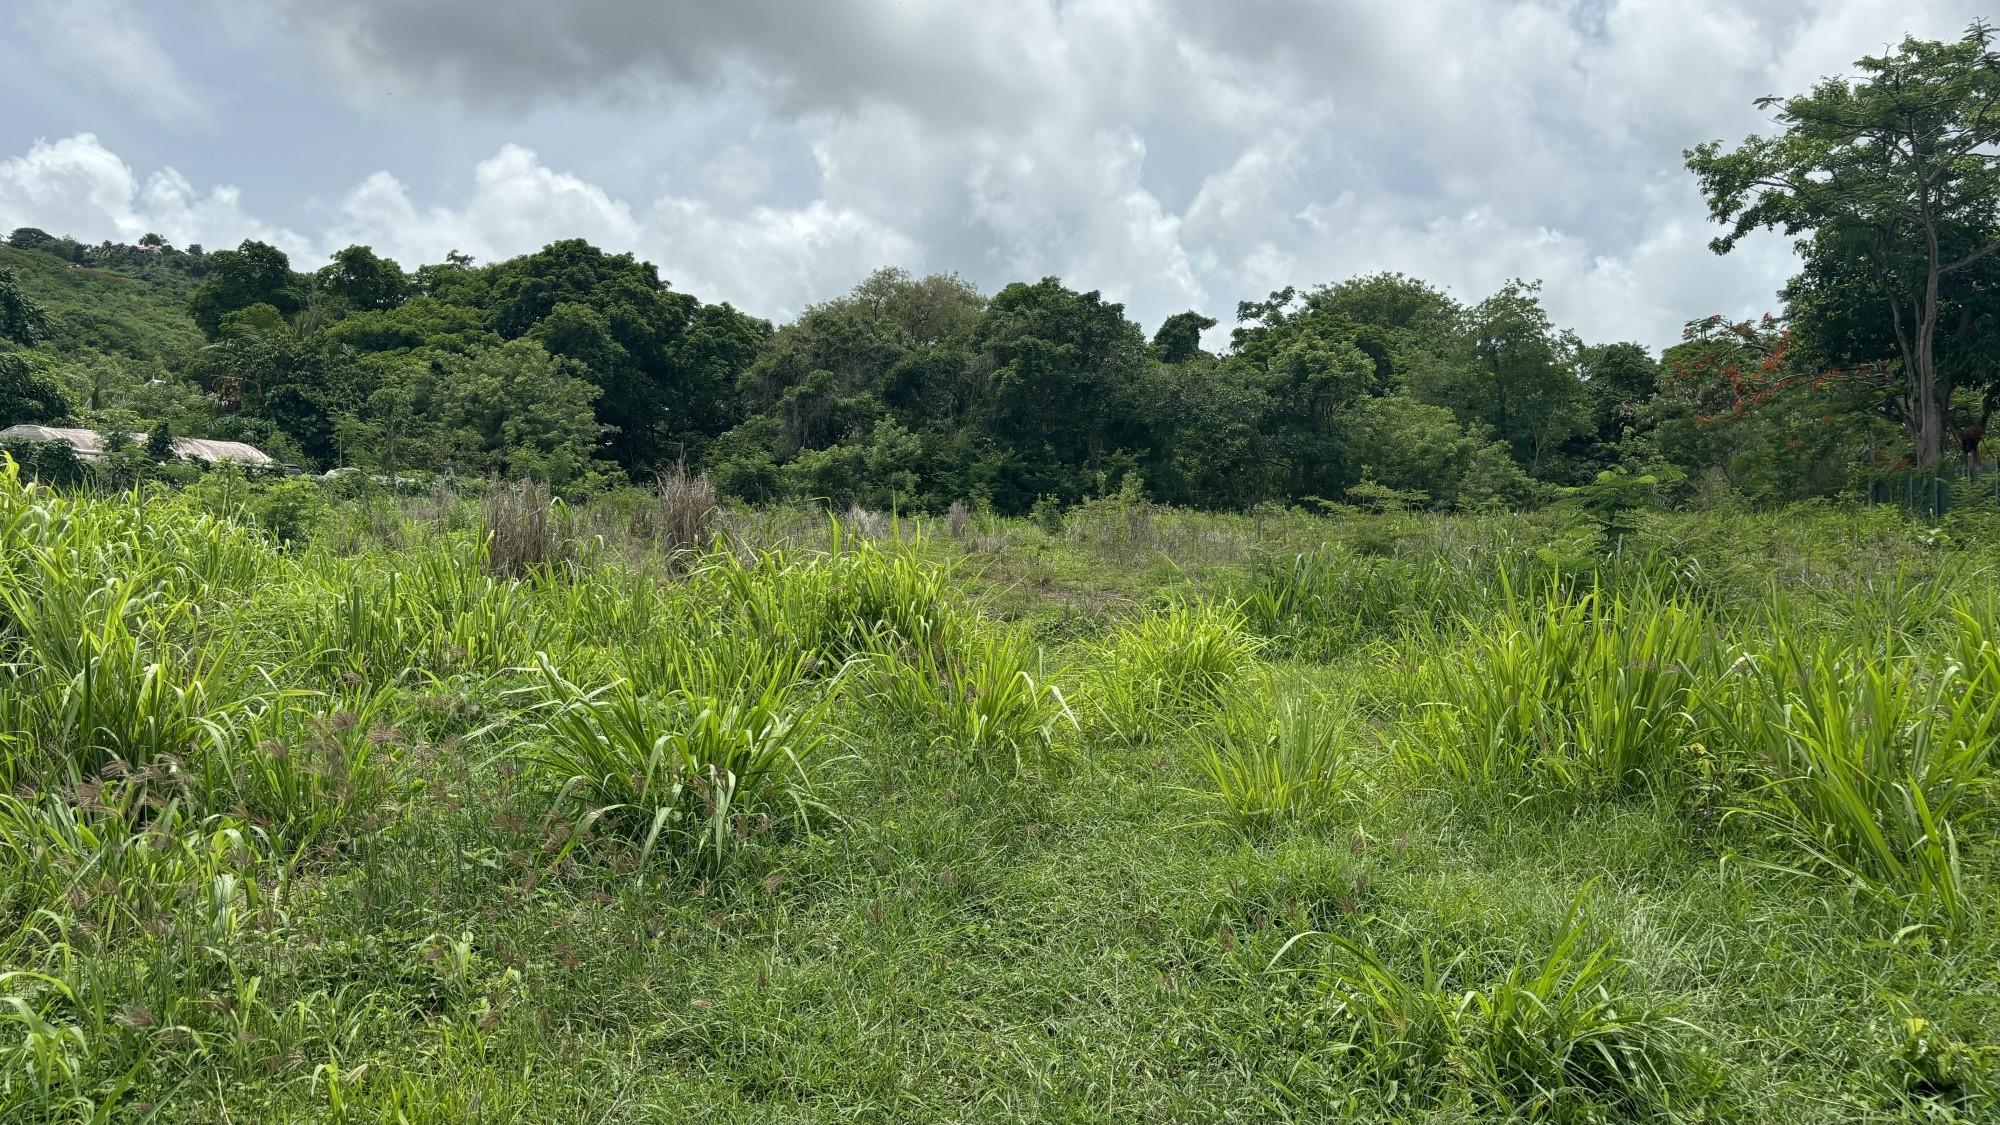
[483,477,570,577]
[641,463,719,562]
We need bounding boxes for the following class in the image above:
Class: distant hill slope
[0,243,204,367]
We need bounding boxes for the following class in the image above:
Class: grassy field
[2,468,1998,1123]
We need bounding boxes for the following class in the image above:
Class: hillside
[0,241,205,367]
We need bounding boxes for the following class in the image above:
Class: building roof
[0,425,275,465]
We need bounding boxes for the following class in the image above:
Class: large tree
[972,277,1152,508]
[0,267,67,425]
[188,241,306,340]
[487,239,763,473]
[1687,24,2000,467]
[317,245,413,313]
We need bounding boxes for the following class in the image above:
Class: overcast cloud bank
[1,0,1990,345]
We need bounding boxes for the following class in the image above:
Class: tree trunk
[1913,338,1945,468]
[1913,234,1946,469]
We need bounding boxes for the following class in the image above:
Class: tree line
[3,23,1996,512]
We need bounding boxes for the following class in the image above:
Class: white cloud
[644,196,922,316]
[321,144,641,265]
[0,134,304,254]
[27,0,205,124]
[319,143,919,317]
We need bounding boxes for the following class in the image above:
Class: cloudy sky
[0,1,1986,348]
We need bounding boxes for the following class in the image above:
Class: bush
[1,440,85,489]
[249,478,328,544]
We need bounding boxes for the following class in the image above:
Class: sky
[0,0,1988,350]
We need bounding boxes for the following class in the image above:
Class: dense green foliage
[0,223,1835,514]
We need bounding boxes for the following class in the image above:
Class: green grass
[1187,679,1357,833]
[1,462,1998,1121]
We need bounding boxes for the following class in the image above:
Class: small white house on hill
[0,425,275,467]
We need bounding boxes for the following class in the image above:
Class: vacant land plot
[2,472,1996,1123]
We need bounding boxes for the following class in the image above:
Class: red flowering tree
[1652,315,1896,500]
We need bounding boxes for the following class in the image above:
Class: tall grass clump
[1713,632,1998,926]
[292,545,546,681]
[0,462,275,789]
[1235,549,1496,652]
[1409,588,1712,799]
[1280,891,1710,1121]
[0,794,281,1117]
[703,528,1075,766]
[482,477,586,578]
[638,462,718,562]
[708,527,959,667]
[0,542,248,787]
[0,791,272,952]
[868,626,1074,767]
[524,649,840,871]
[1189,684,1355,832]
[201,688,409,859]
[1091,601,1258,745]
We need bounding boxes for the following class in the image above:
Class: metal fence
[1866,463,2000,517]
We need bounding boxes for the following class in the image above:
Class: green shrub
[0,441,86,489]
[250,478,328,545]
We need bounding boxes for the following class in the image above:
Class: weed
[869,626,1074,766]
[483,477,584,577]
[1717,635,1996,925]
[524,655,839,871]
[642,463,719,562]
[1190,685,1355,832]
[1409,587,1712,799]
[1091,601,1258,744]
[1279,890,1711,1121]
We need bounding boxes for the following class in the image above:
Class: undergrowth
[0,459,1996,1122]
